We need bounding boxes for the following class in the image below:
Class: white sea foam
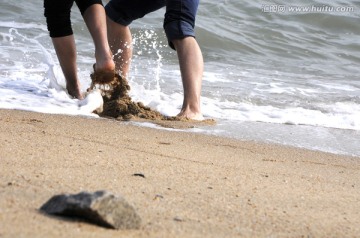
[78,89,104,114]
[0,21,47,31]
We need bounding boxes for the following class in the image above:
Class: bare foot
[177,111,204,121]
[66,81,83,99]
[95,50,115,72]
[91,52,116,86]
[94,59,115,72]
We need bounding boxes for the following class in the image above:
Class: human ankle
[95,50,115,72]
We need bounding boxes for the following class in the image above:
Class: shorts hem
[164,20,195,50]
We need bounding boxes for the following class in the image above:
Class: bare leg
[106,19,203,119]
[83,4,115,72]
[52,36,82,99]
[51,4,114,99]
[107,17,132,78]
[173,37,204,120]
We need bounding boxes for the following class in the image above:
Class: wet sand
[90,71,215,125]
[0,109,359,238]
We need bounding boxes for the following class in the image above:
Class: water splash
[8,28,65,92]
[131,28,167,96]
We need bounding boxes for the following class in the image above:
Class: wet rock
[40,190,141,229]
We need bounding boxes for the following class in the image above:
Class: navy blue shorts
[105,0,200,49]
[44,0,103,37]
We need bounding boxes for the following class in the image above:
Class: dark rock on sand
[40,190,141,229]
[132,173,146,178]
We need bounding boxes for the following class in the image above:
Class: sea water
[0,0,359,156]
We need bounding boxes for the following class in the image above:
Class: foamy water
[0,0,359,157]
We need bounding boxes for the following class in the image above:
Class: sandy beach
[0,109,359,238]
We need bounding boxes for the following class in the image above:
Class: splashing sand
[88,73,215,129]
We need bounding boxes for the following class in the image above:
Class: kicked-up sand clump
[88,72,215,128]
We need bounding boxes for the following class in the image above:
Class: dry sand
[0,109,359,238]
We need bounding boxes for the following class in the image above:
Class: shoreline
[1,109,359,237]
[199,119,360,158]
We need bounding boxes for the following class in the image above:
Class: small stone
[132,173,145,178]
[40,190,141,229]
[174,217,184,222]
[153,195,164,200]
